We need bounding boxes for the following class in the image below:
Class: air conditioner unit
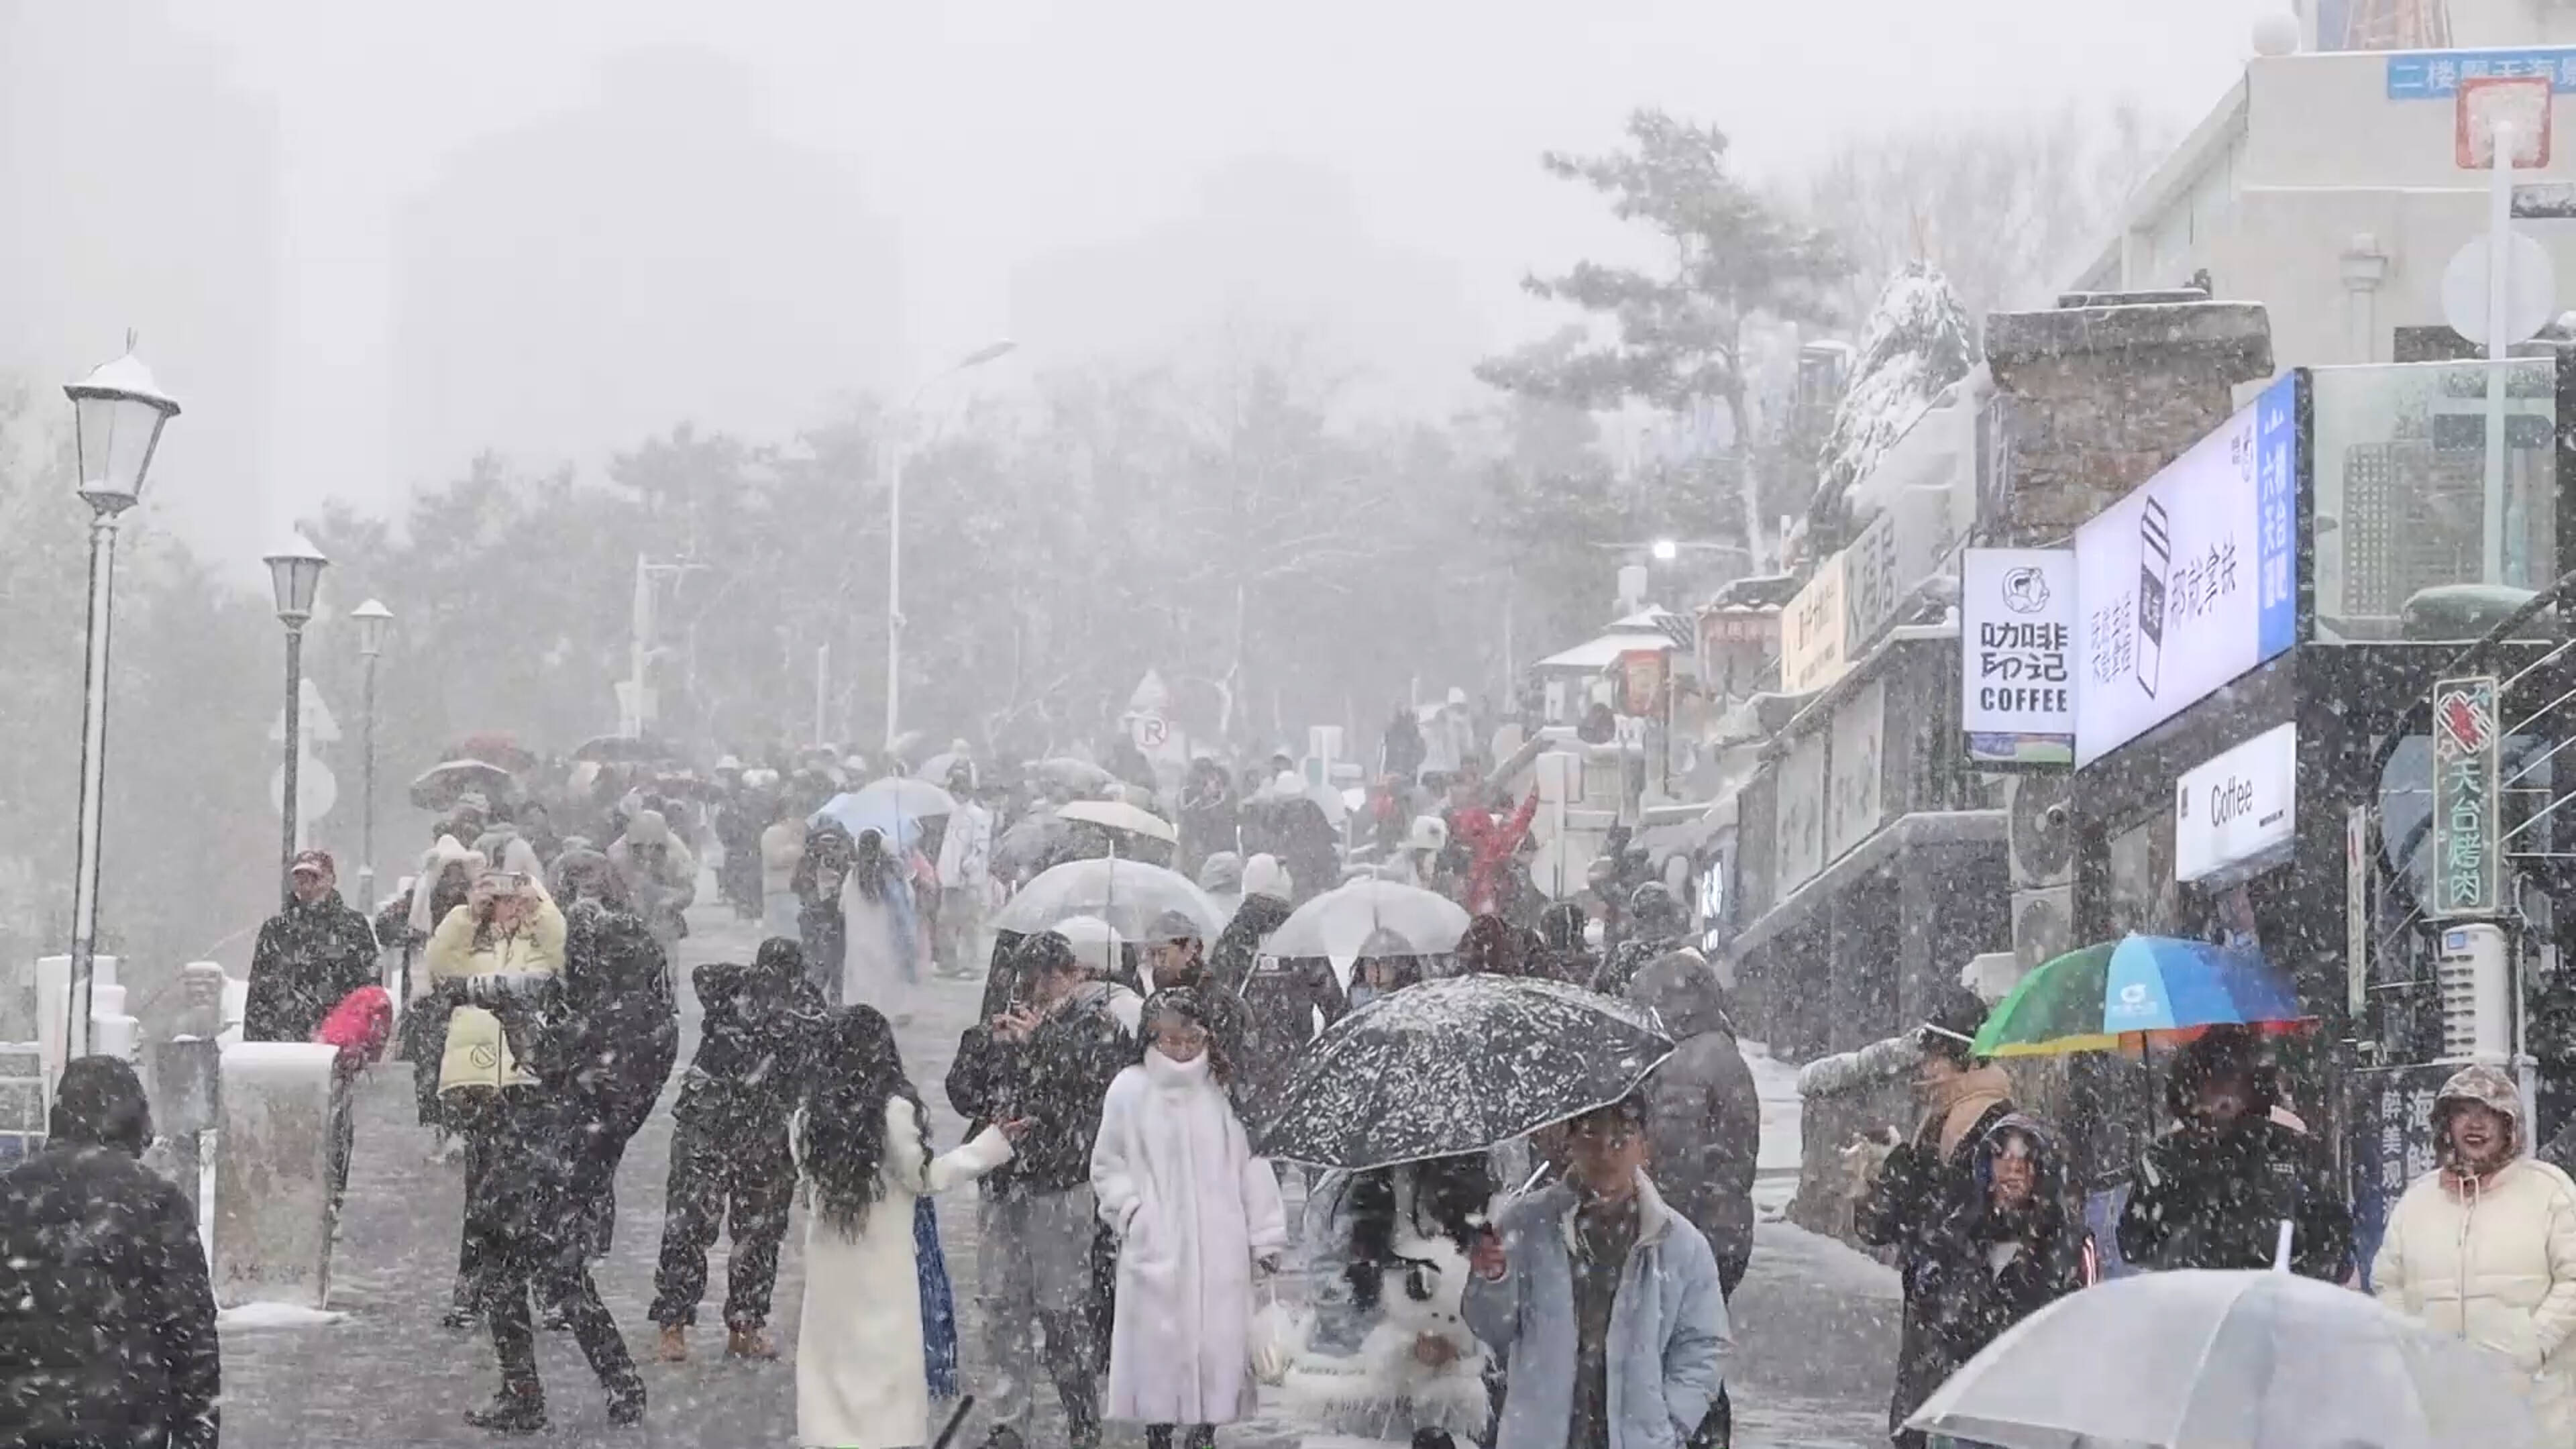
[2012,885,2074,975]
[2006,773,2076,890]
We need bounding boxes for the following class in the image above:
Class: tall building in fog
[390,48,904,486]
[0,1,284,557]
[1010,155,1485,419]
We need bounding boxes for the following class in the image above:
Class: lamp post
[264,533,329,904]
[350,598,392,908]
[62,345,180,1061]
[885,338,1016,752]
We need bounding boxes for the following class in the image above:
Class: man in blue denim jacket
[1464,1095,1732,1449]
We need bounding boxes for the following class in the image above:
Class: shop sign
[2174,722,2297,884]
[1619,649,1668,716]
[1961,547,2076,766]
[2348,1062,2456,1291]
[1780,551,1848,695]
[1825,678,1885,863]
[1843,511,1902,651]
[2074,374,2299,765]
[1775,728,1827,896]
[2430,674,2503,918]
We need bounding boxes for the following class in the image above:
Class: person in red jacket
[1459,788,1538,918]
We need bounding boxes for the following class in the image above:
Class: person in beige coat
[2374,1063,2576,1440]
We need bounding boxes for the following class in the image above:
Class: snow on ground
[1741,1038,1805,1214]
[218,1300,347,1330]
[1752,1219,1900,1303]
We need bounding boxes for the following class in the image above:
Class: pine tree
[1809,261,1977,549]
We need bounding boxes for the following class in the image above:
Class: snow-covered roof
[1534,633,1672,672]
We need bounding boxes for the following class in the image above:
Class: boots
[604,1377,646,1427]
[726,1324,780,1360]
[655,1325,690,1362]
[464,1382,547,1435]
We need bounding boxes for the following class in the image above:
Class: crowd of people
[15,716,2576,1449]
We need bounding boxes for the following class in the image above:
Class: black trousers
[1144,1427,1214,1449]
[479,1224,639,1407]
[451,1106,502,1310]
[649,1116,793,1328]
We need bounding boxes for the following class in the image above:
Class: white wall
[2102,48,2576,368]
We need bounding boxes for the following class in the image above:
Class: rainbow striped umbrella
[1972,934,2311,1059]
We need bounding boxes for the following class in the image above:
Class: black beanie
[51,1055,152,1155]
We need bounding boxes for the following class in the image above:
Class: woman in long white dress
[1092,987,1289,1449]
[839,827,923,1008]
[794,1004,1019,1449]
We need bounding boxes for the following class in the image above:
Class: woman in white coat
[2374,1062,2576,1440]
[1092,987,1289,1449]
[794,1004,1019,1449]
[839,827,923,1010]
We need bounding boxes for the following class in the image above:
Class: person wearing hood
[1197,851,1247,922]
[400,834,485,1149]
[1347,932,1431,1014]
[246,849,382,1044]
[606,808,697,953]
[1210,856,1344,1104]
[546,849,680,1295]
[1382,703,1428,785]
[945,931,1138,1449]
[651,938,820,1363]
[1177,758,1240,882]
[1465,1093,1729,1449]
[1092,987,1290,1449]
[2117,1026,2351,1281]
[1626,952,1760,1299]
[1856,987,2018,1449]
[794,819,858,1004]
[0,1056,219,1449]
[2375,1063,2576,1438]
[1918,1116,2088,1395]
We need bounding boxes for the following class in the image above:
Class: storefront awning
[1729,809,2006,963]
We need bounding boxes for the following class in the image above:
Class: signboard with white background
[1774,728,1827,898]
[1961,547,2076,766]
[2075,374,2300,765]
[2174,722,2298,884]
[1825,678,1885,863]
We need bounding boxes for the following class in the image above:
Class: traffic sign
[272,758,338,823]
[2442,232,2557,345]
[268,678,341,745]
[1132,714,1169,750]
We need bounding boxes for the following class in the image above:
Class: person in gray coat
[1464,1094,1731,1449]
[1625,951,1760,1295]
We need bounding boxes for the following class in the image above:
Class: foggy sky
[5,0,2285,574]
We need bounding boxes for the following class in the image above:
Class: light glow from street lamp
[1651,537,1680,562]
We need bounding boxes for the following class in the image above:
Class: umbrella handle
[2271,1218,2294,1273]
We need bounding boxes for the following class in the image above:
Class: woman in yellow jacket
[428,862,562,1329]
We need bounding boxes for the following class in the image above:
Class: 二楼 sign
[1961,547,2076,767]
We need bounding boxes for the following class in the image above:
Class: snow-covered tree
[1809,262,1977,549]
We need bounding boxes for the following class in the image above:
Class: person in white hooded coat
[1091,987,1289,1446]
[2374,1062,2576,1440]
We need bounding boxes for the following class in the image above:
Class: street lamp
[885,338,1016,751]
[62,344,180,1060]
[1650,537,1680,563]
[350,598,392,909]
[264,532,329,903]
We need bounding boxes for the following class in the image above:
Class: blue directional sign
[2387,48,2576,99]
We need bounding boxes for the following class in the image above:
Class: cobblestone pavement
[219,902,1888,1448]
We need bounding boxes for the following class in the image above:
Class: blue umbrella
[812,789,925,851]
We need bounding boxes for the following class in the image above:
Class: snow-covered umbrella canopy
[1056,798,1177,844]
[1253,974,1674,1170]
[1909,1268,2546,1449]
[1266,878,1470,960]
[991,857,1224,941]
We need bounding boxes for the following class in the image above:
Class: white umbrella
[991,857,1224,940]
[1057,798,1177,844]
[1054,914,1126,977]
[1909,1267,2546,1449]
[1267,879,1471,960]
[849,775,957,819]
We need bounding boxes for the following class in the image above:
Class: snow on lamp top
[264,531,330,625]
[62,348,180,512]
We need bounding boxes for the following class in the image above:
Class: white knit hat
[1242,853,1293,902]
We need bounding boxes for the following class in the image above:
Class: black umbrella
[409,759,517,811]
[1253,974,1674,1171]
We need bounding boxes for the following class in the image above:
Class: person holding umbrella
[2116,1026,2351,1281]
[1854,987,2017,1449]
[1464,1092,1730,1449]
[1214,856,1344,1104]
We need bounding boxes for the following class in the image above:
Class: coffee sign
[2174,722,2297,883]
[1962,547,2076,766]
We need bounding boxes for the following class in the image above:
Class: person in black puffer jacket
[1210,855,1344,1106]
[650,938,822,1362]
[0,1056,219,1449]
[946,930,1135,1449]
[547,851,682,1275]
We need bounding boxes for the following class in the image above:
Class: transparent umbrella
[1908,1267,2547,1449]
[1266,878,1470,960]
[991,857,1224,940]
